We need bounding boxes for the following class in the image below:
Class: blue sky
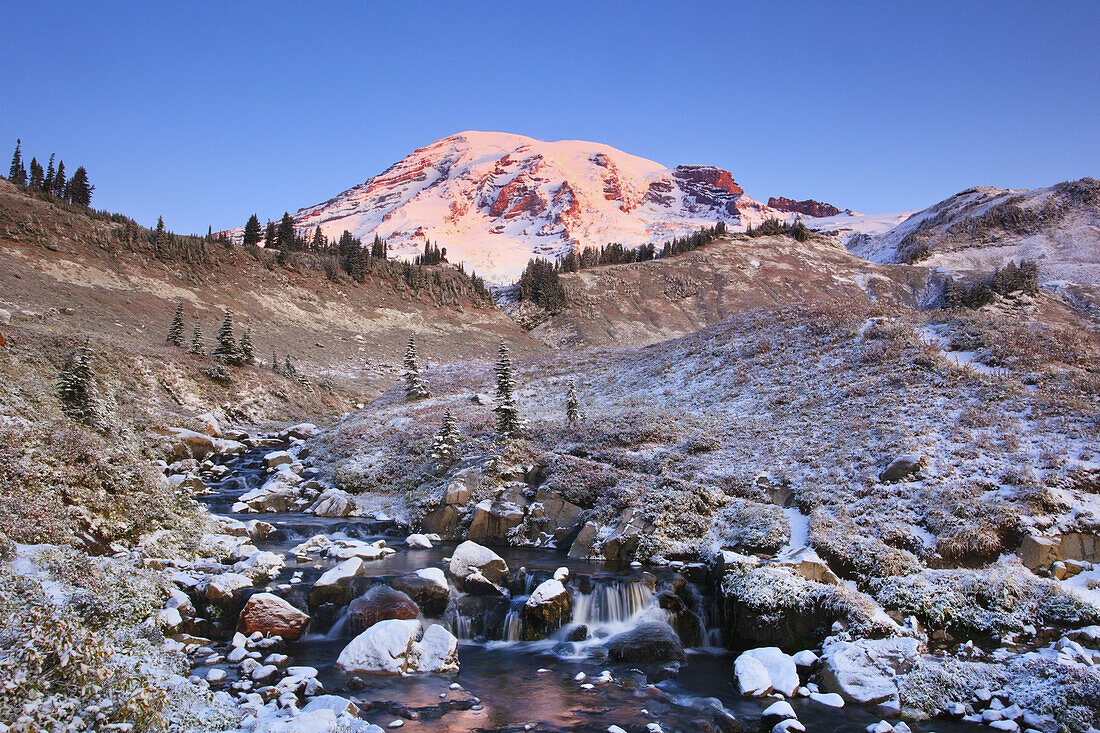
[3,1,1097,234]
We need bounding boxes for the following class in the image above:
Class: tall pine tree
[43,153,55,194]
[51,160,65,198]
[493,339,522,440]
[8,139,26,185]
[402,335,429,400]
[213,309,239,363]
[188,322,204,355]
[276,212,296,252]
[167,302,185,347]
[243,214,262,247]
[28,157,43,191]
[238,326,255,364]
[66,166,93,206]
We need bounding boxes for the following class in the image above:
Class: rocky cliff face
[257,132,782,282]
[767,196,843,218]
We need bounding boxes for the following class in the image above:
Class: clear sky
[3,1,1097,234]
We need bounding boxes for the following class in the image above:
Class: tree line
[6,138,94,207]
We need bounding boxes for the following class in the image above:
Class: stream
[191,442,975,732]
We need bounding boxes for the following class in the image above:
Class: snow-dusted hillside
[251,132,846,282]
[849,178,1100,285]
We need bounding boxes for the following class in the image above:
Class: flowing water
[196,445,976,732]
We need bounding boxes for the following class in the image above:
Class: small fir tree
[565,378,584,426]
[43,154,55,193]
[493,339,523,440]
[213,309,239,363]
[238,326,255,364]
[57,341,97,425]
[430,408,461,466]
[271,348,280,373]
[242,214,263,247]
[188,322,204,355]
[8,139,26,186]
[51,160,65,198]
[167,302,185,347]
[28,157,43,191]
[402,335,429,400]
[276,212,296,251]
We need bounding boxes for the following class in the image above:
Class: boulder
[204,572,254,606]
[264,450,294,469]
[311,489,356,518]
[819,636,922,706]
[335,620,459,675]
[734,653,772,696]
[347,586,420,635]
[449,540,509,589]
[310,557,367,606]
[568,521,599,559]
[878,455,923,483]
[238,592,311,640]
[245,520,277,542]
[605,622,685,664]
[281,423,319,441]
[391,568,450,617]
[1019,534,1061,571]
[302,695,359,717]
[467,498,525,544]
[405,533,433,549]
[737,647,799,697]
[522,579,571,639]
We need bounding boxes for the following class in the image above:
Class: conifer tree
[167,302,185,347]
[311,226,326,250]
[189,322,204,355]
[66,166,93,206]
[276,212,296,252]
[239,326,255,364]
[57,341,97,426]
[52,161,65,198]
[271,348,279,373]
[566,378,584,426]
[28,157,43,191]
[153,216,170,258]
[493,339,522,440]
[213,309,239,363]
[8,139,26,185]
[243,214,262,247]
[43,154,55,193]
[402,335,430,400]
[430,408,461,465]
[284,355,296,378]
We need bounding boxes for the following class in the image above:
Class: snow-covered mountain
[261,131,870,282]
[848,178,1100,285]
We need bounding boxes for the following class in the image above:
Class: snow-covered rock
[810,692,845,708]
[819,636,922,706]
[734,653,772,696]
[310,489,356,518]
[264,450,294,469]
[408,623,460,673]
[405,533,433,549]
[335,620,459,675]
[204,572,253,604]
[449,540,509,589]
[735,647,799,697]
[238,592,311,640]
[762,700,796,721]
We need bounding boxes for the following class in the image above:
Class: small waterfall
[571,579,665,637]
[502,602,524,642]
[444,604,473,640]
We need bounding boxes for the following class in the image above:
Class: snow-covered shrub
[870,564,1100,636]
[897,655,1000,719]
[542,454,622,509]
[1004,656,1100,732]
[810,509,922,578]
[36,546,169,629]
[635,480,726,560]
[706,497,789,554]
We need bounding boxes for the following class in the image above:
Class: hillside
[507,232,928,347]
[849,178,1100,284]
[0,178,541,397]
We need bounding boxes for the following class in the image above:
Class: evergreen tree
[188,322,204,355]
[276,212,296,251]
[242,214,262,247]
[311,226,326,250]
[402,335,429,400]
[153,216,170,258]
[43,154,55,194]
[264,220,276,248]
[28,157,43,191]
[213,309,239,363]
[347,246,367,283]
[167,302,185,347]
[51,161,65,198]
[66,166,93,206]
[8,139,26,185]
[566,378,584,426]
[493,339,522,440]
[57,341,97,425]
[284,355,296,378]
[271,348,280,373]
[238,326,255,364]
[430,408,461,465]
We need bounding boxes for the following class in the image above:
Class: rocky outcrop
[238,592,311,640]
[767,197,842,218]
[1019,532,1100,572]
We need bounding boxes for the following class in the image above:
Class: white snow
[526,579,568,607]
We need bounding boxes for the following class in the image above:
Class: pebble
[205,668,227,683]
[251,664,278,681]
[574,672,586,681]
[581,683,595,690]
[227,647,247,663]
[449,682,462,690]
[608,726,628,733]
[387,721,404,729]
[865,722,893,733]
[809,692,844,708]
[646,724,664,733]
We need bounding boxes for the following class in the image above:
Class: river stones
[522,579,571,640]
[264,450,294,469]
[310,557,367,606]
[238,592,311,640]
[391,568,450,617]
[336,620,459,675]
[449,540,509,594]
[204,572,254,605]
[819,636,922,706]
[605,622,685,663]
[405,533,433,549]
[347,586,420,635]
[310,488,356,517]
